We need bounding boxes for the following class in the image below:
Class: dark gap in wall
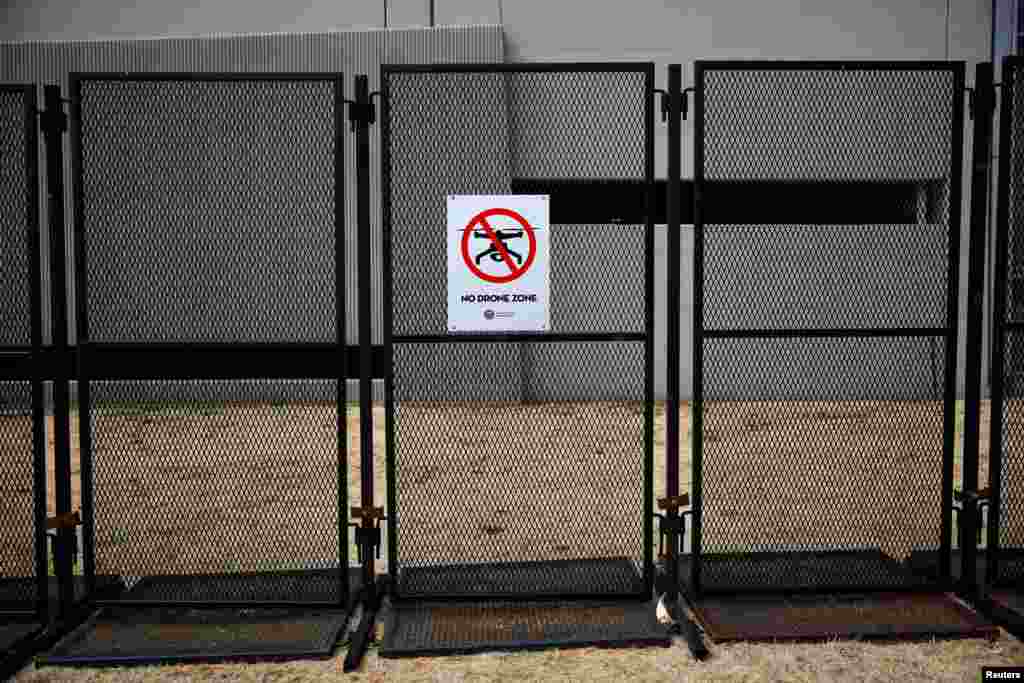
[510,178,930,225]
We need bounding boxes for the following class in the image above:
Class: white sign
[447,195,550,333]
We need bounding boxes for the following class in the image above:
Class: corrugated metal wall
[0,25,503,360]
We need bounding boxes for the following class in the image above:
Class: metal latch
[953,488,990,546]
[655,494,690,559]
[46,510,82,566]
[350,505,386,563]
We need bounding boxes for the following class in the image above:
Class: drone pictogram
[474,229,524,265]
[460,208,538,284]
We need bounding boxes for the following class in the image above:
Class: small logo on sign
[484,309,495,320]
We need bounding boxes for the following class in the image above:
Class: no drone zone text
[460,293,538,303]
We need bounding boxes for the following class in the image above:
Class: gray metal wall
[0,25,502,401]
[0,0,995,401]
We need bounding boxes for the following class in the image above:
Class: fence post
[961,62,996,600]
[345,73,384,673]
[660,64,684,600]
[40,83,79,621]
[987,58,1016,589]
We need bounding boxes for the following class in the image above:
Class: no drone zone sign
[447,195,550,333]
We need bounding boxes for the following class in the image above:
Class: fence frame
[0,83,47,619]
[380,61,657,602]
[690,60,967,597]
[67,72,351,609]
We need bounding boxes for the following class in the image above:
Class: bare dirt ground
[8,398,1024,681]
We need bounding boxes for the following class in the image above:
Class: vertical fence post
[41,83,76,620]
[344,73,383,674]
[22,84,48,623]
[355,74,377,594]
[690,63,705,599]
[661,64,683,601]
[962,62,996,599]
[988,58,1015,588]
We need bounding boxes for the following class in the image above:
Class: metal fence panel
[989,57,1024,588]
[691,63,963,595]
[382,65,654,599]
[72,75,348,605]
[0,84,45,617]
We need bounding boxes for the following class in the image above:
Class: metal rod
[664,64,683,601]
[42,83,75,618]
[343,581,381,672]
[355,74,376,594]
[333,75,348,607]
[703,327,949,339]
[23,84,48,621]
[690,62,706,597]
[962,62,996,598]
[392,332,646,344]
[987,57,1016,587]
[940,62,968,587]
[643,62,657,600]
[68,76,96,600]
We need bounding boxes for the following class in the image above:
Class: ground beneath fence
[13,615,1024,683]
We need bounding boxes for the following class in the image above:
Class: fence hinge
[39,102,68,136]
[953,488,990,546]
[350,506,385,563]
[681,87,694,121]
[966,83,996,121]
[655,88,695,123]
[46,510,81,530]
[346,91,381,132]
[657,494,690,512]
[347,101,375,130]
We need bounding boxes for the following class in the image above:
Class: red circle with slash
[461,208,538,284]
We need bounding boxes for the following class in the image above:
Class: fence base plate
[36,568,363,667]
[686,592,996,642]
[396,557,645,599]
[0,619,42,655]
[1,618,45,681]
[37,606,351,667]
[380,599,670,657]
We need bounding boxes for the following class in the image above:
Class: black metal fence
[70,74,351,606]
[381,64,655,600]
[989,56,1024,590]
[0,84,46,619]
[688,62,965,595]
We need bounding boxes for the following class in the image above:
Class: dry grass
[13,632,1024,682]
[8,398,1024,681]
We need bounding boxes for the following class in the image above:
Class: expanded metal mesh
[0,86,40,612]
[73,76,347,606]
[88,380,344,603]
[382,600,668,656]
[694,64,959,594]
[40,607,351,665]
[994,59,1024,587]
[0,89,32,348]
[384,67,652,598]
[0,382,38,606]
[76,78,338,344]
